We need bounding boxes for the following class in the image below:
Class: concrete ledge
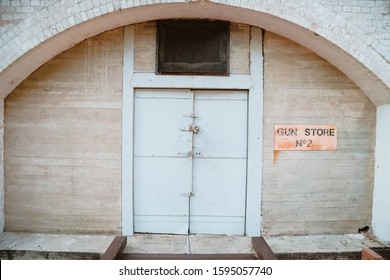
[0,250,100,260]
[0,232,114,254]
[0,232,384,260]
[265,234,384,260]
[265,234,383,254]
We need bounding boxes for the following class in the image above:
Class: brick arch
[0,0,389,105]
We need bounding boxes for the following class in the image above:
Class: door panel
[193,92,248,158]
[134,89,192,157]
[133,89,248,235]
[134,157,190,234]
[191,90,248,235]
[191,158,247,234]
[133,89,192,234]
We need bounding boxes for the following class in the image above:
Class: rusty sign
[274,125,337,151]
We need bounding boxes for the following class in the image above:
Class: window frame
[156,20,230,76]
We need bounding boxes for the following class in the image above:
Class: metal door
[133,89,248,235]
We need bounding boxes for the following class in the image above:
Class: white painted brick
[11,1,21,7]
[107,2,114,12]
[37,31,45,42]
[67,15,76,25]
[80,11,88,21]
[92,7,100,16]
[66,7,75,16]
[17,6,34,13]
[73,14,82,24]
[225,0,233,6]
[86,0,93,10]
[87,9,94,18]
[100,4,108,13]
[371,7,380,13]
[126,0,135,7]
[73,4,80,14]
[333,5,342,12]
[340,0,358,4]
[379,6,389,13]
[377,0,389,7]
[352,6,361,13]
[20,0,30,7]
[324,0,339,5]
[357,0,375,7]
[113,1,121,10]
[79,2,87,11]
[1,14,13,21]
[1,0,11,6]
[342,6,352,12]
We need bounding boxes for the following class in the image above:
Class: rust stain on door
[274,125,337,151]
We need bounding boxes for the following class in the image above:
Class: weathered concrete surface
[4,28,123,234]
[123,234,255,255]
[263,32,376,236]
[0,232,114,253]
[0,232,383,260]
[265,234,382,254]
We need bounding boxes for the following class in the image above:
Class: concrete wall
[2,24,378,237]
[262,32,376,236]
[4,28,123,234]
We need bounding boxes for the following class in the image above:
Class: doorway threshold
[121,234,263,260]
[125,234,255,255]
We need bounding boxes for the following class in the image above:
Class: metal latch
[181,192,195,197]
[177,151,194,157]
[180,125,199,134]
[182,113,197,118]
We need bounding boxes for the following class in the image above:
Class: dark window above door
[156,20,230,75]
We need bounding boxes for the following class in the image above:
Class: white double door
[133,89,248,235]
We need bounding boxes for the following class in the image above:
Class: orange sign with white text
[274,125,337,151]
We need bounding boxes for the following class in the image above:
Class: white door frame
[121,25,263,236]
